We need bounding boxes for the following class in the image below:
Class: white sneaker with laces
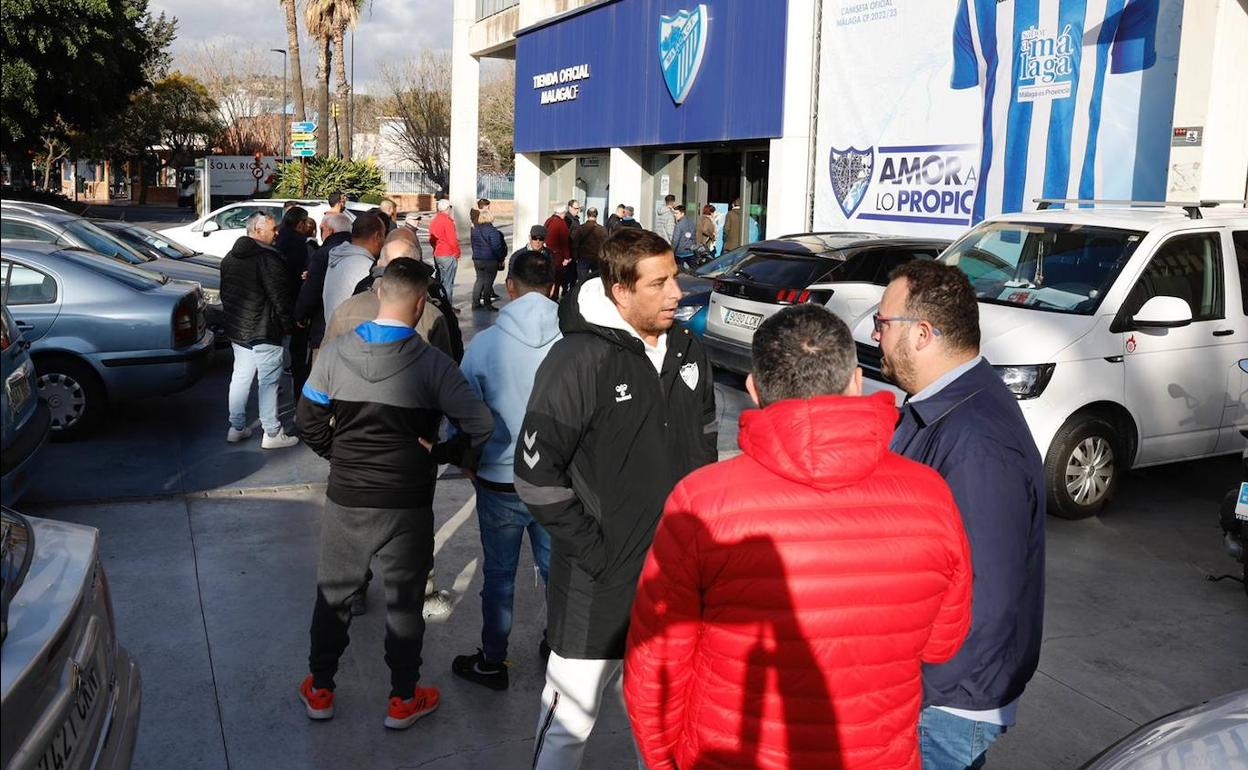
[423,589,454,618]
[227,426,253,443]
[261,429,300,449]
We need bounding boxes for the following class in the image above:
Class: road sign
[291,140,316,150]
[290,132,315,142]
[291,121,316,133]
[292,148,316,157]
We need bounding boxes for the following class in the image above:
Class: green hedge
[271,157,384,199]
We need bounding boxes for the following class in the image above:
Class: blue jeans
[474,482,551,662]
[228,342,284,435]
[434,256,458,305]
[918,708,1007,770]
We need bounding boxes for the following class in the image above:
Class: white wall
[1167,0,1248,200]
[608,147,645,223]
[514,152,543,258]
[450,0,481,234]
[766,0,819,238]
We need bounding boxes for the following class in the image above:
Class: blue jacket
[671,215,697,256]
[459,291,562,483]
[470,223,507,264]
[891,358,1045,712]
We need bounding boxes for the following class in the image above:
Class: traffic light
[331,103,341,118]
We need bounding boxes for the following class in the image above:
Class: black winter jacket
[470,223,507,264]
[515,278,718,659]
[296,230,352,347]
[220,235,295,346]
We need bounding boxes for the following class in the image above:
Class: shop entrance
[541,154,610,220]
[644,146,768,251]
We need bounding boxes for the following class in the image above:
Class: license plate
[722,308,763,330]
[6,368,32,418]
[36,666,104,770]
[1236,483,1248,521]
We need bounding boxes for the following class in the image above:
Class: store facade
[509,0,818,248]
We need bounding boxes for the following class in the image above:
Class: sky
[152,0,453,94]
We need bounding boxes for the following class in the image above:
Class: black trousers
[472,260,499,306]
[308,500,434,698]
[290,326,311,397]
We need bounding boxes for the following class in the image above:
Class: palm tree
[332,0,362,159]
[281,0,306,122]
[304,0,352,157]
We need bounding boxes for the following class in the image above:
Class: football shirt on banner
[952,0,1160,221]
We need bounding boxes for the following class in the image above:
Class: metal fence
[386,169,439,194]
[477,172,515,200]
[476,0,519,20]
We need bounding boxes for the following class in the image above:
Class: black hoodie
[514,278,718,659]
[220,235,295,346]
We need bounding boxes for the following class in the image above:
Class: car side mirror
[1132,295,1193,329]
[202,221,220,235]
[1238,359,1248,374]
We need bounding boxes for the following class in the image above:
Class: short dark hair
[888,260,980,352]
[586,207,599,219]
[702,204,715,216]
[282,200,299,211]
[379,257,432,301]
[510,249,555,291]
[674,204,686,214]
[328,191,344,207]
[477,198,490,208]
[599,228,672,296]
[751,305,857,405]
[664,194,676,204]
[281,205,308,231]
[351,211,385,241]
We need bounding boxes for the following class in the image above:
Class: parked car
[1,306,50,503]
[702,233,950,373]
[853,202,1248,519]
[675,244,755,337]
[1,506,142,770]
[158,198,370,260]
[0,242,214,438]
[1081,688,1248,769]
[92,219,219,270]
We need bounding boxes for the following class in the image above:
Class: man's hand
[458,466,477,481]
[418,438,433,452]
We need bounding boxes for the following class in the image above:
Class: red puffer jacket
[624,392,972,770]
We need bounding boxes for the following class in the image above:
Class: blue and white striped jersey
[952,0,1160,221]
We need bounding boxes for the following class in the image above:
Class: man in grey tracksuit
[295,257,494,729]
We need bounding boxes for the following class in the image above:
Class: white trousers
[533,652,642,770]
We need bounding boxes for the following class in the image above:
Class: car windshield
[117,226,197,259]
[941,221,1145,315]
[727,251,841,286]
[63,220,156,265]
[693,245,753,277]
[58,248,167,290]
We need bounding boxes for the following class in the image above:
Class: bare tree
[478,61,515,175]
[178,44,286,155]
[381,52,450,192]
[34,131,71,190]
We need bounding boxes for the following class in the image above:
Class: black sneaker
[451,650,509,691]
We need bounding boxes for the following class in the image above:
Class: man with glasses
[872,260,1045,770]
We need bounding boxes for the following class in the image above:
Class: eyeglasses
[872,313,942,336]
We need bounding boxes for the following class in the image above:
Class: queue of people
[216,194,1044,770]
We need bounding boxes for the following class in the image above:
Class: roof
[0,241,73,259]
[751,232,952,257]
[984,204,1248,233]
[0,206,77,224]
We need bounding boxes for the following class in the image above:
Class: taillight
[173,296,196,347]
[774,288,831,305]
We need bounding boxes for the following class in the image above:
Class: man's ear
[914,321,939,352]
[843,367,864,397]
[414,293,427,323]
[745,373,763,408]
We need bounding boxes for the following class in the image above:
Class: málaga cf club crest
[660,5,709,105]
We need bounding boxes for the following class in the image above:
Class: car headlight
[994,364,1055,400]
[201,287,221,306]
[674,305,701,322]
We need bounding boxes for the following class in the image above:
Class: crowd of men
[217,195,1045,770]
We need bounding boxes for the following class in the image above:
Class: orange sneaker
[298,675,335,720]
[384,685,440,729]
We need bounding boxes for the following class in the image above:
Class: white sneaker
[227,426,253,443]
[261,429,300,450]
[422,589,454,618]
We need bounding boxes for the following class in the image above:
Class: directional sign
[291,148,317,157]
[290,132,315,142]
[291,121,317,133]
[291,140,316,150]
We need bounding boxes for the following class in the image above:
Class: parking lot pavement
[17,272,1248,769]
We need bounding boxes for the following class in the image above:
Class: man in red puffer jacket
[624,304,972,770]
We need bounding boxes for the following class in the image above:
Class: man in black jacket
[517,228,718,770]
[296,212,353,358]
[220,211,299,449]
[296,258,494,730]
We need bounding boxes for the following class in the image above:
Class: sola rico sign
[532,64,592,105]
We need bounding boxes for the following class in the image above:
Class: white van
[855,202,1248,519]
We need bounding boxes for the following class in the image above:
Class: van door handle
[15,320,33,330]
[1213,329,1234,337]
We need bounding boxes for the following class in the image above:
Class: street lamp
[270,48,287,148]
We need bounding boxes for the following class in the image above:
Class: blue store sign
[515,0,789,153]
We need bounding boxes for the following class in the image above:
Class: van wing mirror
[202,220,220,235]
[1132,295,1193,329]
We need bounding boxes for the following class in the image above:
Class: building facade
[451,0,1247,243]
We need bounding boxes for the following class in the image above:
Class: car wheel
[35,356,104,440]
[1044,414,1122,520]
